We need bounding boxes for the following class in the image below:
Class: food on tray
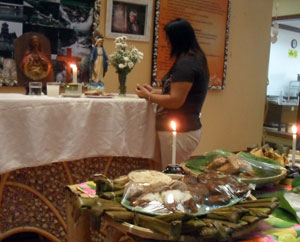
[184,150,287,188]
[250,147,288,166]
[126,180,198,213]
[128,170,173,184]
[84,89,107,96]
[206,155,255,177]
[184,172,249,205]
[122,171,250,214]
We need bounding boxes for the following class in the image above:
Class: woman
[136,19,210,169]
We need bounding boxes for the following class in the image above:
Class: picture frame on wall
[105,0,153,42]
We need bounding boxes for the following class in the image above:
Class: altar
[0,93,159,241]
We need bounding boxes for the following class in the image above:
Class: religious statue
[90,35,108,85]
[21,35,52,81]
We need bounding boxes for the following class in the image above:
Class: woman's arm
[136,82,192,109]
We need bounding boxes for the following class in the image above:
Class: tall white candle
[70,64,78,83]
[171,121,177,166]
[292,124,297,166]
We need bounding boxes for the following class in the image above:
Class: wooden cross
[56,48,82,83]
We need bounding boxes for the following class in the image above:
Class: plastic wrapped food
[185,150,286,183]
[121,170,250,215]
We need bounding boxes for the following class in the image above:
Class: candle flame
[292,124,298,135]
[70,64,77,71]
[171,121,176,131]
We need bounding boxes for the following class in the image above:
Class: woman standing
[136,18,210,169]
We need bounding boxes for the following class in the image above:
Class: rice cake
[128,170,173,184]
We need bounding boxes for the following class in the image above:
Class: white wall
[273,0,300,16]
[195,0,273,154]
[268,29,300,96]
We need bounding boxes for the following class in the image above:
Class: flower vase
[118,73,127,96]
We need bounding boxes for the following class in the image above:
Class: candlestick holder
[162,164,185,175]
[285,165,300,178]
[65,83,82,94]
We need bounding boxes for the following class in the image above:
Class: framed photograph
[105,0,153,42]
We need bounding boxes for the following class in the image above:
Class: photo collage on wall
[0,0,94,86]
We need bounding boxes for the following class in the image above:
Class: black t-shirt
[156,55,209,132]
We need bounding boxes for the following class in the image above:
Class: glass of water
[29,82,42,95]
[47,82,60,97]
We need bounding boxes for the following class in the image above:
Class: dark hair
[164,18,209,78]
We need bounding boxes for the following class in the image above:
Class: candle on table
[171,121,177,166]
[292,124,297,166]
[70,64,78,83]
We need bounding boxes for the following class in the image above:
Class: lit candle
[171,121,177,166]
[70,64,77,83]
[292,124,297,166]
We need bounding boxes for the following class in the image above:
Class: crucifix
[56,48,81,83]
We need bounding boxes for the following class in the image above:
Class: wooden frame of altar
[0,94,160,242]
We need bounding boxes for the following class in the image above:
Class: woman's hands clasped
[135,84,152,99]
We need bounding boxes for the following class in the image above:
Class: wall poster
[152,0,231,90]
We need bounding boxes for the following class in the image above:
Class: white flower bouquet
[109,36,144,75]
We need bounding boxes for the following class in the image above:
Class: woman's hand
[143,84,154,92]
[135,84,150,99]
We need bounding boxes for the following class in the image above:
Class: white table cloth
[0,94,157,173]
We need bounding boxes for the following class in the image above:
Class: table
[265,101,298,132]
[66,180,300,242]
[0,93,158,173]
[66,177,300,242]
[0,93,159,242]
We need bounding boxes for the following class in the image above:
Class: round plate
[61,93,82,98]
[182,162,287,186]
[84,94,114,98]
[121,195,245,216]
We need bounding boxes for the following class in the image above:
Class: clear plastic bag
[121,170,250,215]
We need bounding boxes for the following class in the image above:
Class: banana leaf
[257,190,300,224]
[237,152,283,167]
[185,149,235,172]
[185,150,284,178]
[121,196,244,217]
[292,177,300,192]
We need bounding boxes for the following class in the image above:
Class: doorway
[264,1,300,148]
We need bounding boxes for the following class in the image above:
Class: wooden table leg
[103,226,124,242]
[66,191,92,242]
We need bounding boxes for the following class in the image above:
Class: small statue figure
[90,35,108,86]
